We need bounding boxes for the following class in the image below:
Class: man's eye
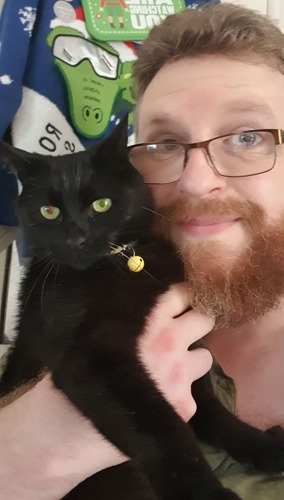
[161,142,180,151]
[232,132,261,147]
[146,143,180,153]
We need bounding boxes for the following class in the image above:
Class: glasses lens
[210,131,276,177]
[128,143,184,184]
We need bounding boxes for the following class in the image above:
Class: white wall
[225,0,284,32]
[225,0,266,12]
[0,1,282,29]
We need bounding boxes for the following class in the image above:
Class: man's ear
[0,141,35,182]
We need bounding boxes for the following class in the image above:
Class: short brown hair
[133,2,284,99]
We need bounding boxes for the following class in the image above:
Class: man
[127,2,284,497]
[0,3,283,498]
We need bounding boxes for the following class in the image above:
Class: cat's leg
[191,373,284,473]
[50,334,240,500]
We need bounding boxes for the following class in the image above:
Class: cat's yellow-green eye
[92,198,112,213]
[40,206,60,220]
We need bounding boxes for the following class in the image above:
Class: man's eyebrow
[221,99,276,117]
[146,114,175,126]
[145,114,187,133]
[139,101,275,139]
[146,101,275,125]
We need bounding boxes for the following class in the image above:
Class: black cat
[1,118,284,500]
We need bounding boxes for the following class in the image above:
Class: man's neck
[204,300,284,429]
[204,298,284,372]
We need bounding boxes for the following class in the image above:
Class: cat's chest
[23,240,183,332]
[21,270,94,333]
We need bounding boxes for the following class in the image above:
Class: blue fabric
[0,0,218,228]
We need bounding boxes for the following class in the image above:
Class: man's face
[136,56,284,325]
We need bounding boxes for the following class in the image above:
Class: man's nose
[177,147,228,197]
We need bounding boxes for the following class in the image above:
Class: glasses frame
[128,129,284,184]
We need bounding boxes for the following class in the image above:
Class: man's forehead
[136,58,284,138]
[145,99,275,122]
[140,57,284,107]
[137,98,276,136]
[219,98,276,117]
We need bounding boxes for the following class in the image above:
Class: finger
[153,282,192,319]
[187,348,213,381]
[174,310,215,347]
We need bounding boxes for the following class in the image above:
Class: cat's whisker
[54,263,61,291]
[142,206,171,222]
[114,254,166,288]
[109,242,131,255]
[109,242,121,250]
[107,254,125,275]
[21,259,53,314]
[109,244,167,289]
[108,242,132,269]
[29,254,53,272]
[139,268,167,289]
[40,260,55,317]
[29,262,50,274]
[32,252,52,262]
[116,250,129,260]
[30,250,51,259]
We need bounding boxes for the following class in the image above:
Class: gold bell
[127,255,144,272]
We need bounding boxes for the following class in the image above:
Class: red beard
[158,197,284,327]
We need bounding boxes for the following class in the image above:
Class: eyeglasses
[128,129,284,184]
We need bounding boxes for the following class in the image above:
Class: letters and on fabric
[0,0,216,225]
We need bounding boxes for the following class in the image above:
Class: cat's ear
[0,141,35,182]
[99,114,129,156]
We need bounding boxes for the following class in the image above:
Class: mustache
[159,197,265,227]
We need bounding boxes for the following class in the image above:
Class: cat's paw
[251,425,284,473]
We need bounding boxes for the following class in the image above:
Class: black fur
[1,118,284,500]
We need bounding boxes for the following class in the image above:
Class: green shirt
[203,365,284,499]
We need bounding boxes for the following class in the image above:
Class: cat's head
[0,118,153,270]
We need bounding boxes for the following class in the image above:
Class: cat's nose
[66,236,86,250]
